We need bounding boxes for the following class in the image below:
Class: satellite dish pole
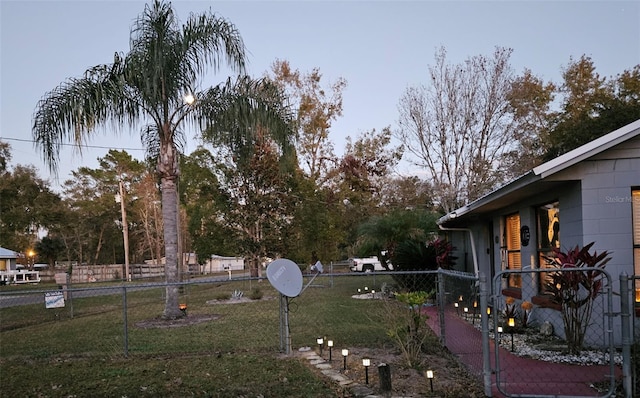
[266,259,323,355]
[279,294,291,354]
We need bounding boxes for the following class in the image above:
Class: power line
[0,136,145,151]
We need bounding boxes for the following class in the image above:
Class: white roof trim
[533,119,640,178]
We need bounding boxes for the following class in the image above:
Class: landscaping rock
[540,321,553,336]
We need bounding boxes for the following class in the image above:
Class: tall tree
[207,131,298,276]
[331,127,402,205]
[58,150,145,267]
[0,164,62,252]
[180,147,238,263]
[61,167,115,265]
[35,236,65,268]
[396,47,516,213]
[378,176,435,211]
[504,69,556,178]
[32,1,293,319]
[266,61,351,262]
[132,169,164,265]
[269,60,347,186]
[0,140,10,173]
[327,127,402,256]
[543,58,640,159]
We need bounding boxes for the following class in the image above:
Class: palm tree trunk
[160,145,183,320]
[161,175,182,319]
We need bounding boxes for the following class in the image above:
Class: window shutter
[506,214,520,250]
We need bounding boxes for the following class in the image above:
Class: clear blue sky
[1,0,639,191]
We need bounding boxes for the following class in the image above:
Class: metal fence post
[437,270,446,346]
[479,273,492,397]
[67,272,74,318]
[123,285,128,358]
[620,273,632,397]
[330,262,334,288]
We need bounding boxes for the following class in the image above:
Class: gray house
[438,119,640,343]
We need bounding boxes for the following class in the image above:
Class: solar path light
[426,370,434,392]
[362,358,371,384]
[342,349,349,370]
[508,317,516,351]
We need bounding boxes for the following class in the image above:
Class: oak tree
[544,57,640,159]
[269,60,347,186]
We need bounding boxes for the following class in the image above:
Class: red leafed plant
[543,242,611,354]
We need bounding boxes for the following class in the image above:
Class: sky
[1,0,639,192]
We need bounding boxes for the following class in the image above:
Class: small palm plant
[392,238,456,292]
[504,296,517,321]
[543,242,611,354]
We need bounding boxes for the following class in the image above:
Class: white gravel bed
[476,322,623,366]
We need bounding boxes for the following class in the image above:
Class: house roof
[0,247,19,258]
[438,119,640,226]
[533,119,640,178]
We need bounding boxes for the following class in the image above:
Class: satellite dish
[267,259,303,297]
[310,260,323,273]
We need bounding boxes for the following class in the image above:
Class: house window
[537,202,559,293]
[504,213,521,288]
[633,190,640,303]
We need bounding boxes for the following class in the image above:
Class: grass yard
[0,274,484,397]
[1,353,340,397]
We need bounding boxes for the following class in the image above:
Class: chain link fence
[1,268,638,397]
[490,268,618,397]
[630,275,640,398]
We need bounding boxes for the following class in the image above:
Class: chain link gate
[492,268,618,397]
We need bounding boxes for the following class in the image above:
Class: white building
[203,255,245,273]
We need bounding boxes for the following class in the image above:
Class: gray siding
[579,157,640,276]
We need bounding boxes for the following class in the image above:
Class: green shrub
[249,288,263,300]
[383,290,436,369]
[214,292,231,301]
[392,238,455,292]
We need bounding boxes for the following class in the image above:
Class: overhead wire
[0,136,145,151]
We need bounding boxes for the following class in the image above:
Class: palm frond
[32,54,138,172]
[126,0,246,120]
[196,76,296,162]
[181,8,246,76]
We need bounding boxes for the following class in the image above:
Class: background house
[203,255,245,273]
[0,247,18,271]
[0,246,41,284]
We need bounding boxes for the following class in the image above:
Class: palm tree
[32,0,294,319]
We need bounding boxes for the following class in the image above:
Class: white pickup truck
[349,256,393,272]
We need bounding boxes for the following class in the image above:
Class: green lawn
[1,353,339,397]
[0,274,395,397]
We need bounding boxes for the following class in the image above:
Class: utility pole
[117,179,131,282]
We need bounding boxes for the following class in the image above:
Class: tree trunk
[93,226,104,265]
[161,172,182,319]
